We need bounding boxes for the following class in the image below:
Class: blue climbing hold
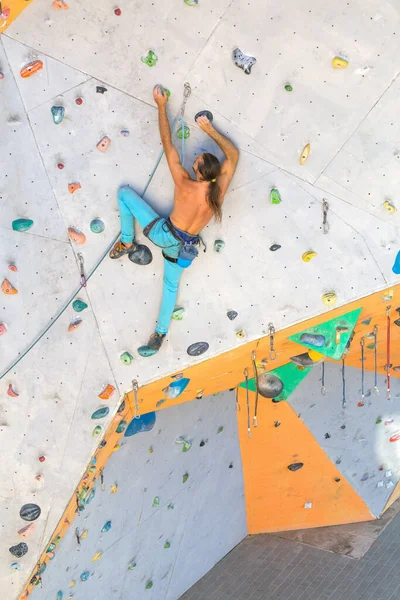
[51,106,65,125]
[101,521,112,533]
[392,251,400,275]
[299,333,326,347]
[85,488,96,505]
[56,592,63,600]
[80,571,90,582]
[125,412,156,437]
[91,407,110,419]
[163,378,190,398]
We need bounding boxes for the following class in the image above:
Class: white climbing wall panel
[288,364,400,518]
[28,391,246,600]
[1,0,400,598]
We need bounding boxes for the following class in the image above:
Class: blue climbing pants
[117,185,184,335]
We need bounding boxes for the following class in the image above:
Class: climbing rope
[244,367,251,438]
[321,361,326,395]
[0,83,192,381]
[322,199,329,234]
[386,307,391,401]
[373,325,379,395]
[359,337,365,407]
[341,358,346,409]
[251,351,258,427]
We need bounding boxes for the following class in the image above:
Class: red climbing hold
[7,384,19,397]
[75,97,83,105]
[8,264,17,272]
[38,456,46,462]
[114,7,121,15]
[390,432,400,443]
[2,278,18,295]
[0,323,7,336]
[57,163,65,170]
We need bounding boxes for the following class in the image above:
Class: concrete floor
[181,507,400,600]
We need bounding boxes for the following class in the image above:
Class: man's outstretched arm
[153,86,190,185]
[196,116,239,192]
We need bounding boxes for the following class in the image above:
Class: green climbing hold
[172,307,185,320]
[177,125,190,139]
[51,106,65,124]
[120,351,133,365]
[78,486,89,500]
[175,436,192,452]
[284,84,293,92]
[91,406,110,419]
[12,218,33,232]
[161,86,171,97]
[141,50,158,67]
[90,219,105,234]
[54,536,61,544]
[72,299,88,312]
[217,426,224,433]
[127,560,137,570]
[145,580,153,590]
[88,465,97,473]
[153,496,160,507]
[164,541,171,549]
[182,472,189,483]
[270,188,281,205]
[184,0,198,5]
[116,420,127,434]
[214,239,225,253]
[92,425,103,437]
[167,503,175,510]
[376,417,382,424]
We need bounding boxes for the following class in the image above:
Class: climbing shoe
[137,333,166,357]
[109,240,137,259]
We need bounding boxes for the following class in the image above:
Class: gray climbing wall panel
[288,363,400,518]
[28,390,246,600]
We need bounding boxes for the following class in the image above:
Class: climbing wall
[2,0,400,598]
[27,390,246,600]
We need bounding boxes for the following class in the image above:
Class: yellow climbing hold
[80,530,88,539]
[236,329,246,339]
[110,483,118,494]
[382,288,394,301]
[383,200,397,213]
[322,292,337,307]
[68,580,76,588]
[302,251,317,262]
[332,57,348,69]
[112,444,121,452]
[300,143,310,165]
[92,551,103,562]
[308,350,325,362]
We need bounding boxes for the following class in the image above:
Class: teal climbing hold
[156,398,166,408]
[90,219,105,233]
[177,125,190,139]
[362,318,372,325]
[12,218,33,232]
[46,543,56,553]
[92,425,103,437]
[120,351,133,365]
[101,521,112,533]
[116,420,127,434]
[137,345,157,358]
[51,106,65,124]
[85,488,96,505]
[72,299,88,312]
[56,591,63,600]
[299,333,326,347]
[141,50,158,66]
[91,406,110,419]
[80,571,90,582]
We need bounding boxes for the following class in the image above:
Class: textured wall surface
[2,0,400,598]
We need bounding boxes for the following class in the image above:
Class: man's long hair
[197,153,222,222]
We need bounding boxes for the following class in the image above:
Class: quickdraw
[341,358,346,409]
[373,325,379,396]
[244,368,251,438]
[251,351,258,427]
[321,361,327,395]
[77,252,87,287]
[386,307,391,400]
[75,527,81,548]
[322,199,329,234]
[235,387,240,412]
[100,467,105,491]
[132,379,141,419]
[268,323,277,360]
[358,337,365,407]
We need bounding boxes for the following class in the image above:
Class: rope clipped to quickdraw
[322,199,329,234]
[341,358,346,408]
[386,307,391,400]
[251,351,258,427]
[178,82,191,167]
[358,337,365,407]
[100,466,105,491]
[244,367,251,438]
[268,323,277,360]
[235,386,240,412]
[131,379,141,419]
[77,252,86,287]
[373,325,379,395]
[321,361,326,395]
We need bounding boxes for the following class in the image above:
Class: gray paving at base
[180,511,400,600]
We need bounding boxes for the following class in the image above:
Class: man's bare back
[170,179,220,235]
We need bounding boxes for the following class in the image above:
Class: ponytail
[208,179,222,222]
[197,153,222,222]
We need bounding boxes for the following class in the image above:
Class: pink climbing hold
[8,264,17,272]
[57,163,65,170]
[0,73,4,80]
[114,7,122,15]
[7,384,19,397]
[18,523,36,539]
[38,455,46,462]
[0,323,7,336]
[75,97,83,105]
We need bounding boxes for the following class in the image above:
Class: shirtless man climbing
[109,85,239,356]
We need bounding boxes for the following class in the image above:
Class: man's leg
[117,186,159,244]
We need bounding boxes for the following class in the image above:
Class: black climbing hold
[117,400,125,413]
[335,477,341,483]
[271,398,281,403]
[128,244,153,265]
[10,543,28,558]
[257,373,284,398]
[274,421,281,427]
[194,110,213,122]
[227,310,238,321]
[96,86,108,94]
[290,352,323,367]
[288,462,303,472]
[324,433,331,439]
[99,440,107,448]
[20,503,41,522]
[229,462,233,469]
[394,318,400,327]
[341,425,346,430]
[336,458,341,464]
[187,341,209,356]
[199,440,205,447]
[232,48,257,75]
[270,244,281,252]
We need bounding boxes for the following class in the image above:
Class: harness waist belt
[166,218,199,244]
[162,251,178,264]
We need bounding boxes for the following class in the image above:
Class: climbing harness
[321,362,327,395]
[386,307,391,401]
[0,82,193,380]
[251,351,259,427]
[268,323,277,360]
[359,337,365,407]
[244,368,251,438]
[341,358,346,408]
[132,379,141,419]
[77,252,87,287]
[235,386,240,412]
[322,199,329,234]
[373,325,379,396]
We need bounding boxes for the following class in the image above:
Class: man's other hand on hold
[153,85,168,107]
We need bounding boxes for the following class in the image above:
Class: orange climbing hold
[68,227,86,244]
[97,136,111,152]
[52,0,69,9]
[18,523,36,539]
[20,60,43,78]
[98,384,116,400]
[68,318,82,332]
[1,278,18,295]
[390,432,400,443]
[8,264,17,272]
[7,383,19,397]
[68,182,81,194]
